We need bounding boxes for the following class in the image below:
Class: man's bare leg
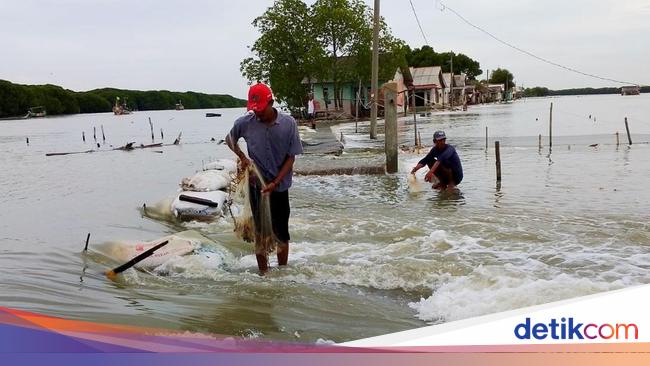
[256,254,268,275]
[277,242,289,266]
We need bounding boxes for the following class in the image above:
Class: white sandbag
[171,190,229,220]
[180,170,231,192]
[204,159,237,174]
[108,235,199,269]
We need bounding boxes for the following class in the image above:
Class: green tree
[405,47,482,79]
[241,0,324,109]
[489,68,515,88]
[312,0,405,109]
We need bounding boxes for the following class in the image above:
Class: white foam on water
[408,263,633,323]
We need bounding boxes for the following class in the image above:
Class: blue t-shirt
[418,144,463,183]
[228,109,303,192]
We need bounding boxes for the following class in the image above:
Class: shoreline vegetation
[524,85,649,97]
[0,79,246,119]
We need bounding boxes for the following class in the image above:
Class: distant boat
[25,106,46,118]
[175,100,185,110]
[113,97,132,115]
[205,113,221,117]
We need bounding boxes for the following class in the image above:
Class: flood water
[1,94,649,343]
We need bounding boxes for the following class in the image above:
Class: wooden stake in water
[84,233,90,251]
[538,134,542,150]
[101,125,106,142]
[418,131,422,147]
[82,131,86,142]
[495,140,502,182]
[160,128,164,140]
[625,117,632,145]
[149,117,154,142]
[549,102,553,150]
[616,131,619,147]
[485,126,488,150]
[93,126,97,142]
[412,88,418,147]
[384,82,398,173]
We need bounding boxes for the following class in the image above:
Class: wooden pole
[82,131,85,142]
[149,117,154,142]
[384,82,398,173]
[538,134,542,150]
[93,126,97,142]
[355,79,360,133]
[624,117,632,145]
[26,137,29,145]
[485,126,488,150]
[616,131,619,147]
[369,0,379,140]
[101,125,106,142]
[84,233,90,251]
[495,141,501,182]
[160,128,164,140]
[418,131,422,147]
[549,102,553,150]
[412,88,418,146]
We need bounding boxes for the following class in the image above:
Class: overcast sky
[1,0,648,98]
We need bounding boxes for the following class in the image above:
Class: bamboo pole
[616,131,619,147]
[161,128,164,140]
[149,117,154,142]
[93,126,97,142]
[538,134,542,150]
[549,102,553,150]
[101,125,106,142]
[625,117,632,145]
[495,141,501,182]
[84,233,90,251]
[82,131,85,142]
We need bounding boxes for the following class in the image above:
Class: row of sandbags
[170,159,238,221]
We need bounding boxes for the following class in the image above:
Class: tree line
[524,85,649,97]
[0,79,246,118]
[241,0,488,110]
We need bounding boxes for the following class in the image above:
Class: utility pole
[370,0,380,139]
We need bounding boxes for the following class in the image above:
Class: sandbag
[204,159,237,174]
[171,190,229,220]
[180,170,231,192]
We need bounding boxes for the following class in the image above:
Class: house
[621,86,640,96]
[486,84,505,102]
[302,75,393,118]
[393,66,446,111]
[442,72,454,106]
[452,74,467,106]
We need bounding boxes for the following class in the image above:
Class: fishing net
[229,159,279,256]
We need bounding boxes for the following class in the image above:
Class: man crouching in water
[410,130,463,191]
[226,83,303,275]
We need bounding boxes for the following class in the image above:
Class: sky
[1,0,648,99]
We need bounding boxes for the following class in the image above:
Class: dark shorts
[434,165,462,185]
[249,181,291,243]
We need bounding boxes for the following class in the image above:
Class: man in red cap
[226,83,303,274]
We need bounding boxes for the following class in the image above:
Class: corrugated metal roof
[410,66,443,88]
[442,72,453,88]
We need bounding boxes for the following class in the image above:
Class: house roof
[409,66,444,88]
[442,73,454,88]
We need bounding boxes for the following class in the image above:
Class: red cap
[247,83,273,112]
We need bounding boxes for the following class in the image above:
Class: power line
[435,1,642,86]
[409,0,430,46]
